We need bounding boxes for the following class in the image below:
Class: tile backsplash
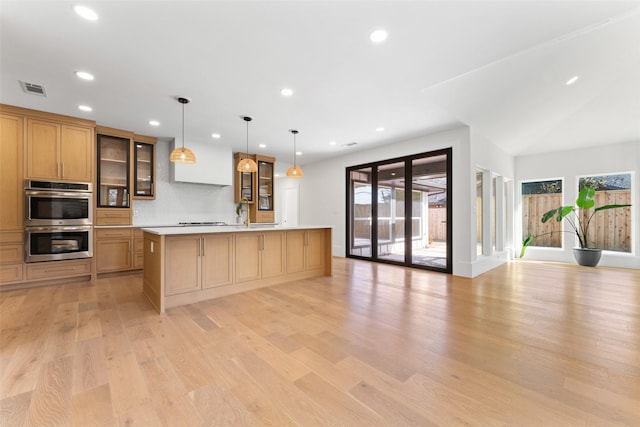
[132,140,235,225]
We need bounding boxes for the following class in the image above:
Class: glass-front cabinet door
[253,154,275,223]
[240,172,254,202]
[97,134,130,208]
[134,142,155,199]
[258,159,273,211]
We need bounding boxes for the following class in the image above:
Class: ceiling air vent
[342,142,357,147]
[19,80,47,97]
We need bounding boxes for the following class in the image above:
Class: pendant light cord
[181,102,185,149]
[293,132,297,168]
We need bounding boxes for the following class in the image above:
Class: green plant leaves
[520,235,534,258]
[594,204,631,212]
[576,186,595,209]
[541,209,558,223]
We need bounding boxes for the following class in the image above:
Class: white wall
[132,140,237,225]
[515,140,640,269]
[297,126,478,277]
[470,129,516,276]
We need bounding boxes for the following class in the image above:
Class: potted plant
[520,185,630,266]
[235,202,244,224]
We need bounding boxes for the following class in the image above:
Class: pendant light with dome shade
[236,116,258,173]
[286,129,303,178]
[169,97,196,164]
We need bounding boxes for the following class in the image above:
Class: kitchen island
[141,225,332,314]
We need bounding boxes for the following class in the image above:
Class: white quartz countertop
[140,224,332,236]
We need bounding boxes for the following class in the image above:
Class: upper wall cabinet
[96,126,133,225]
[170,140,232,186]
[26,118,94,182]
[97,131,131,209]
[95,127,156,224]
[253,154,275,223]
[134,135,156,200]
[234,152,254,203]
[234,153,276,223]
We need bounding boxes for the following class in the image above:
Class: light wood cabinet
[286,229,326,274]
[202,234,234,289]
[133,135,156,200]
[165,234,201,295]
[234,153,276,223]
[26,118,93,182]
[96,128,156,224]
[95,228,132,273]
[95,227,144,274]
[26,259,91,281]
[0,112,23,231]
[97,129,132,211]
[143,227,331,313]
[1,112,25,286]
[234,231,284,283]
[133,228,144,269]
[0,104,97,288]
[0,263,23,283]
[0,231,24,285]
[165,233,234,296]
[234,152,255,204]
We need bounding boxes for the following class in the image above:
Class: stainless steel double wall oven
[24,180,93,262]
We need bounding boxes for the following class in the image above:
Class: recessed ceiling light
[149,120,160,126]
[259,143,266,148]
[296,151,302,156]
[370,29,388,43]
[211,133,221,139]
[78,105,92,112]
[329,141,337,146]
[566,76,579,85]
[280,88,293,97]
[75,71,94,81]
[73,5,98,21]
[376,127,385,132]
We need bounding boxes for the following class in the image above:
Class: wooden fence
[522,190,631,251]
[429,208,447,242]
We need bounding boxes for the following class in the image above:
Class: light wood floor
[1,258,639,426]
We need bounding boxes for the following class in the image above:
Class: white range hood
[169,139,232,186]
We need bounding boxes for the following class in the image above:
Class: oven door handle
[25,190,91,198]
[25,226,93,232]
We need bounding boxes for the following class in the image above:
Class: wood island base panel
[141,225,332,314]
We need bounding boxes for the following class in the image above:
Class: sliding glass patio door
[346,149,451,273]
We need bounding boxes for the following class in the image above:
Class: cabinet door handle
[259,234,264,251]
[61,162,64,178]
[201,238,205,257]
[304,231,308,246]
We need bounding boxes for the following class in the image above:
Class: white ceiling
[2,1,639,167]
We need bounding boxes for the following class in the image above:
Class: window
[578,173,632,252]
[521,179,563,248]
[476,170,484,255]
[492,175,497,252]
